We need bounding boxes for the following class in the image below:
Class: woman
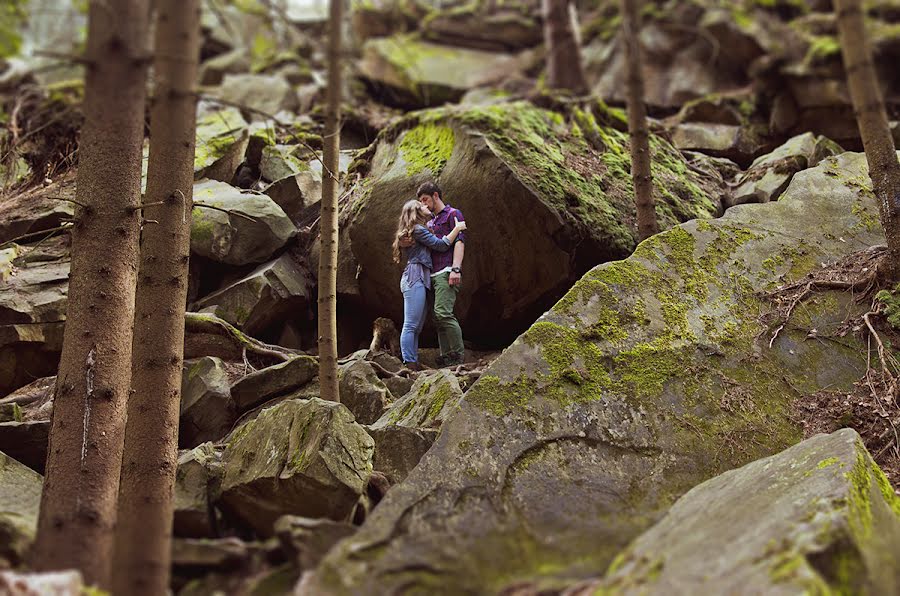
[392,199,466,370]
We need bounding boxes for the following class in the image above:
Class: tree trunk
[29,0,149,587]
[543,0,587,93]
[835,0,900,279]
[318,0,343,403]
[112,0,200,593]
[621,0,658,241]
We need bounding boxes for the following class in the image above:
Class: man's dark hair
[416,181,442,199]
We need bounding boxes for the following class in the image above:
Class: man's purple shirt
[427,204,465,273]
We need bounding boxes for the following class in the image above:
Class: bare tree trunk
[112,0,200,593]
[835,0,900,279]
[621,0,658,241]
[543,0,587,93]
[30,0,149,587]
[318,0,343,403]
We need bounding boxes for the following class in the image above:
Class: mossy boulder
[219,398,374,535]
[330,101,721,346]
[174,442,224,538]
[307,151,885,594]
[194,107,249,183]
[594,429,900,594]
[0,451,41,566]
[365,425,438,485]
[180,357,236,448]
[193,253,314,339]
[356,34,536,108]
[370,369,462,430]
[191,179,296,266]
[421,7,542,52]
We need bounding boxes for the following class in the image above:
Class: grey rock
[180,357,236,448]
[274,515,356,570]
[193,253,313,338]
[365,425,438,484]
[0,451,41,566]
[595,429,900,594]
[174,443,224,538]
[194,107,249,183]
[219,398,374,536]
[191,179,295,266]
[338,360,393,425]
[370,369,462,430]
[230,355,318,412]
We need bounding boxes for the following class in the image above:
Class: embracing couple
[391,181,467,371]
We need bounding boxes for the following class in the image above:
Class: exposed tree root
[184,312,298,363]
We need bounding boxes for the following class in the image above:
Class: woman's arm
[413,225,453,252]
[443,216,466,244]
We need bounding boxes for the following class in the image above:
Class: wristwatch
[451,267,461,273]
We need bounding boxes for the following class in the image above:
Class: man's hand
[398,234,414,248]
[449,271,462,286]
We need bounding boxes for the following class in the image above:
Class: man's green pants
[431,271,464,360]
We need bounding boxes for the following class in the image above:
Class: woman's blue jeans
[400,282,428,364]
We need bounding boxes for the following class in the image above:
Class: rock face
[357,34,536,107]
[193,253,314,339]
[191,179,296,266]
[0,451,41,565]
[592,428,900,594]
[309,152,885,594]
[219,399,374,535]
[332,102,720,345]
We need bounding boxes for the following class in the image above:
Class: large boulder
[230,355,318,412]
[210,74,297,120]
[0,451,41,566]
[180,357,237,448]
[307,152,885,594]
[357,34,536,108]
[338,359,393,425]
[370,369,462,430]
[191,179,296,266]
[219,398,374,535]
[327,101,721,345]
[593,429,900,594]
[194,106,250,182]
[421,7,542,51]
[193,253,314,339]
[365,425,438,484]
[174,442,224,538]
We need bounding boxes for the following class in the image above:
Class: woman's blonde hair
[392,199,432,263]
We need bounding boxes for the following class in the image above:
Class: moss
[400,123,455,176]
[851,200,880,232]
[805,35,841,65]
[465,374,531,416]
[427,381,454,419]
[875,284,900,329]
[817,457,842,469]
[191,207,217,245]
[0,0,25,58]
[845,446,873,537]
[872,464,900,518]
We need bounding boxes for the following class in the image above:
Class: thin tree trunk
[621,0,658,241]
[835,0,900,279]
[318,0,343,403]
[543,0,587,93]
[30,0,149,587]
[112,0,200,593]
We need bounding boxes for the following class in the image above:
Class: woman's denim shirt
[404,224,451,269]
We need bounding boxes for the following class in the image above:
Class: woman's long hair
[392,200,432,263]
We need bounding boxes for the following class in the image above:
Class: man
[417,181,466,367]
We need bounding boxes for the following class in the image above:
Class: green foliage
[0,0,26,58]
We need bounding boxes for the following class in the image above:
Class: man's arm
[449,241,464,286]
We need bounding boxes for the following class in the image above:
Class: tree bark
[543,0,587,93]
[835,0,900,279]
[318,0,343,403]
[29,0,149,587]
[621,0,658,241]
[111,0,200,593]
